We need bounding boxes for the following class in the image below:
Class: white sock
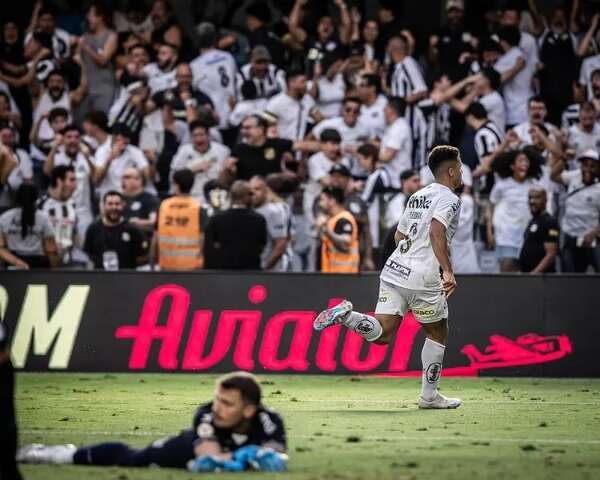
[342,311,383,342]
[421,338,445,401]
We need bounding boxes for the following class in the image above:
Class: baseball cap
[446,0,464,11]
[251,45,271,62]
[578,149,599,162]
[329,164,351,177]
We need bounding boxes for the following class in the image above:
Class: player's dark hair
[321,186,345,205]
[103,190,124,203]
[343,96,362,107]
[491,146,543,180]
[50,165,75,187]
[173,169,194,194]
[357,143,379,172]
[497,26,521,47]
[320,128,342,143]
[285,68,305,84]
[197,22,217,49]
[361,73,381,93]
[465,102,487,120]
[428,145,460,177]
[189,119,209,134]
[15,184,38,239]
[44,69,65,86]
[400,169,419,183]
[386,96,406,117]
[111,123,133,139]
[244,114,268,130]
[83,110,109,132]
[218,372,262,406]
[48,107,69,124]
[89,2,112,26]
[481,67,501,91]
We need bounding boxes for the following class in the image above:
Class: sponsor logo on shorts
[413,308,435,318]
[385,260,411,279]
[425,362,442,384]
[355,317,374,334]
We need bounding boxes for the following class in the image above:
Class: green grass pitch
[16,373,600,480]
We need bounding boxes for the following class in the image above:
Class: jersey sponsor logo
[264,148,276,160]
[409,211,422,220]
[407,196,432,209]
[385,260,411,279]
[425,362,442,384]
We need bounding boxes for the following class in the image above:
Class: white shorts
[375,279,448,324]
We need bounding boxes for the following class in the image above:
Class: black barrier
[0,272,598,376]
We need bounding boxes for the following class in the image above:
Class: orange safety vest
[158,196,203,270]
[321,209,360,273]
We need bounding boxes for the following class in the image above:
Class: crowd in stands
[0,0,599,274]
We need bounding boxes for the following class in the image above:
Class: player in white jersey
[314,146,464,409]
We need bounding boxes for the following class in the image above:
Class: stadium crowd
[0,0,599,273]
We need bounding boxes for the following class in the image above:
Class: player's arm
[194,440,232,460]
[430,218,456,297]
[264,237,287,270]
[531,242,559,274]
[394,230,407,245]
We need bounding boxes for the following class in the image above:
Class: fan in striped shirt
[37,165,79,266]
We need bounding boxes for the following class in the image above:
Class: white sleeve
[311,120,330,140]
[265,206,288,239]
[93,145,110,167]
[265,96,282,117]
[397,207,409,234]
[170,145,188,173]
[308,155,329,182]
[19,151,33,180]
[432,192,460,228]
[578,59,588,86]
[494,51,518,73]
[489,181,503,205]
[382,123,407,151]
[131,147,149,169]
[406,57,427,93]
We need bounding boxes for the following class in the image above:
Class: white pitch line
[20,430,600,446]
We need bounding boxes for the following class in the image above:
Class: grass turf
[16,373,600,480]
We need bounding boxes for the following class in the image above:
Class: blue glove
[253,448,288,472]
[188,455,223,473]
[232,445,260,465]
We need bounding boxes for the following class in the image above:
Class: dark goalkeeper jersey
[192,402,286,452]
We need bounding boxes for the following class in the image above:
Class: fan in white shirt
[494,26,532,127]
[379,97,413,188]
[308,52,346,119]
[265,70,315,141]
[358,74,388,140]
[511,96,556,145]
[190,23,238,129]
[579,54,600,101]
[565,102,600,167]
[142,43,178,94]
[170,121,230,201]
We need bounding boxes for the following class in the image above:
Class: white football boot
[418,391,462,409]
[16,443,76,464]
[313,300,353,331]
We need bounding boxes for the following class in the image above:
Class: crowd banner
[0,272,598,377]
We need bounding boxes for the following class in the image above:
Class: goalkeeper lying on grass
[18,372,288,473]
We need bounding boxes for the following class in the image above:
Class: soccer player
[17,372,287,472]
[314,145,463,409]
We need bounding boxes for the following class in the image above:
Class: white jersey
[37,194,77,256]
[560,170,600,237]
[190,49,238,129]
[579,54,600,101]
[379,117,412,187]
[311,73,346,118]
[53,149,93,225]
[265,92,315,141]
[479,91,506,132]
[494,47,533,125]
[474,121,504,163]
[255,201,292,272]
[143,63,177,94]
[450,193,480,273]
[381,182,461,291]
[360,94,388,139]
[566,123,600,160]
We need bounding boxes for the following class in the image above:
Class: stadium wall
[0,272,598,377]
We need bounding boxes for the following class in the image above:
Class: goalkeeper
[18,372,287,473]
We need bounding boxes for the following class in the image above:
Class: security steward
[154,169,206,270]
[316,186,359,273]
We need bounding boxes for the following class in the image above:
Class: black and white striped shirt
[238,63,286,99]
[37,194,77,263]
[474,121,504,162]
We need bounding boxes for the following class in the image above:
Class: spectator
[250,176,292,271]
[147,0,182,50]
[229,81,268,128]
[108,79,149,143]
[122,167,159,239]
[309,50,346,119]
[82,110,110,153]
[78,3,119,114]
[84,190,146,270]
[499,4,540,77]
[0,91,22,134]
[0,125,32,210]
[487,147,543,272]
[494,26,529,128]
[30,105,69,182]
[310,97,371,171]
[450,184,480,274]
[44,124,95,235]
[238,46,286,100]
[0,184,58,269]
[519,187,559,273]
[512,96,555,146]
[203,180,267,270]
[551,149,600,273]
[143,42,178,95]
[577,16,600,101]
[429,0,475,82]
[170,121,230,201]
[190,22,237,130]
[316,186,359,273]
[245,2,286,67]
[379,96,412,188]
[329,163,375,271]
[465,102,504,179]
[358,74,387,140]
[565,102,600,168]
[94,123,153,199]
[223,114,318,183]
[0,144,18,205]
[37,165,78,265]
[265,69,315,141]
[154,169,204,271]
